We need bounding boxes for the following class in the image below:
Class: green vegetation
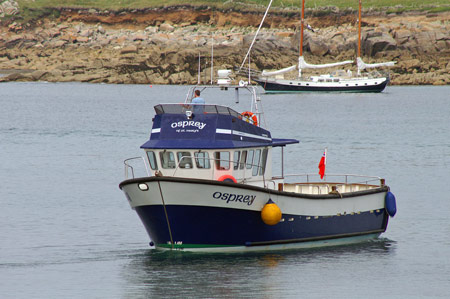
[7,0,447,24]
[16,0,450,11]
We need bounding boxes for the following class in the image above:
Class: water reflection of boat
[119,74,396,252]
[121,240,396,297]
[253,0,396,93]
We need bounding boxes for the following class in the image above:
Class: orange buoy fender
[241,111,258,126]
[218,175,237,183]
[261,199,282,225]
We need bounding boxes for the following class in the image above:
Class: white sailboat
[253,0,396,93]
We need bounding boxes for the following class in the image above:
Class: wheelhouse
[144,147,271,184]
[139,99,297,188]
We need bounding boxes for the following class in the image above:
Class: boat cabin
[140,102,298,188]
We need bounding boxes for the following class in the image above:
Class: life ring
[218,175,237,183]
[241,111,258,126]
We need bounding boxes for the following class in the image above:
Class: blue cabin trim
[141,104,299,150]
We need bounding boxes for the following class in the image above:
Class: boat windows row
[146,149,268,176]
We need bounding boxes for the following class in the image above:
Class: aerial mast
[300,0,305,57]
[357,0,362,59]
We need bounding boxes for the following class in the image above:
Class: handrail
[123,154,267,183]
[282,173,383,186]
[182,84,264,128]
[124,155,383,188]
[123,157,150,179]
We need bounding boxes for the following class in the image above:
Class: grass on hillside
[16,0,450,12]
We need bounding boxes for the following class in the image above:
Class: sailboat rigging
[253,0,396,93]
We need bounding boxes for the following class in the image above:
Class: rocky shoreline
[0,6,449,85]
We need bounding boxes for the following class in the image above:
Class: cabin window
[146,151,158,170]
[318,79,324,82]
[177,151,193,169]
[260,148,268,175]
[252,149,261,176]
[160,151,175,169]
[214,151,230,170]
[246,150,254,169]
[333,79,339,82]
[326,79,332,82]
[233,151,240,170]
[240,150,247,169]
[194,151,210,169]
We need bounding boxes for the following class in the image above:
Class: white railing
[278,173,385,195]
[123,157,150,179]
[122,155,269,185]
[282,173,383,186]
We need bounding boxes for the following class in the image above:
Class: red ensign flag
[318,149,327,179]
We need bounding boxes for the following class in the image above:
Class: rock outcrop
[0,7,449,85]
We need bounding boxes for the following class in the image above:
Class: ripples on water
[1,83,449,298]
[122,239,395,298]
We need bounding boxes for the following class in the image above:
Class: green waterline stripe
[157,243,237,249]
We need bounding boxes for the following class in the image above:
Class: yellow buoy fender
[261,199,282,225]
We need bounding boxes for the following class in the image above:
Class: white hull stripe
[216,129,271,141]
[267,78,386,86]
[151,128,271,141]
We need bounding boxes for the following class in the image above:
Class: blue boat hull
[135,204,388,250]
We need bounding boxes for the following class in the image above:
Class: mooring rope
[157,180,174,249]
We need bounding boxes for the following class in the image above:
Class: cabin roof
[140,104,299,150]
[141,138,299,149]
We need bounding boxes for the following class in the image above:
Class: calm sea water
[1,83,449,298]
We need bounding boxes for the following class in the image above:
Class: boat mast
[197,52,201,84]
[239,0,273,70]
[356,0,395,75]
[357,0,362,75]
[211,34,214,84]
[299,0,305,77]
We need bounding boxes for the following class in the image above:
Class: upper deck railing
[123,156,384,191]
[123,155,265,182]
[154,104,242,119]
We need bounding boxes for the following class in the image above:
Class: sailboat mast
[358,0,362,58]
[300,0,305,57]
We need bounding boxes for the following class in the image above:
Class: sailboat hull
[254,76,390,93]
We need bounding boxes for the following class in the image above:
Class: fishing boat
[253,0,396,93]
[118,74,396,252]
